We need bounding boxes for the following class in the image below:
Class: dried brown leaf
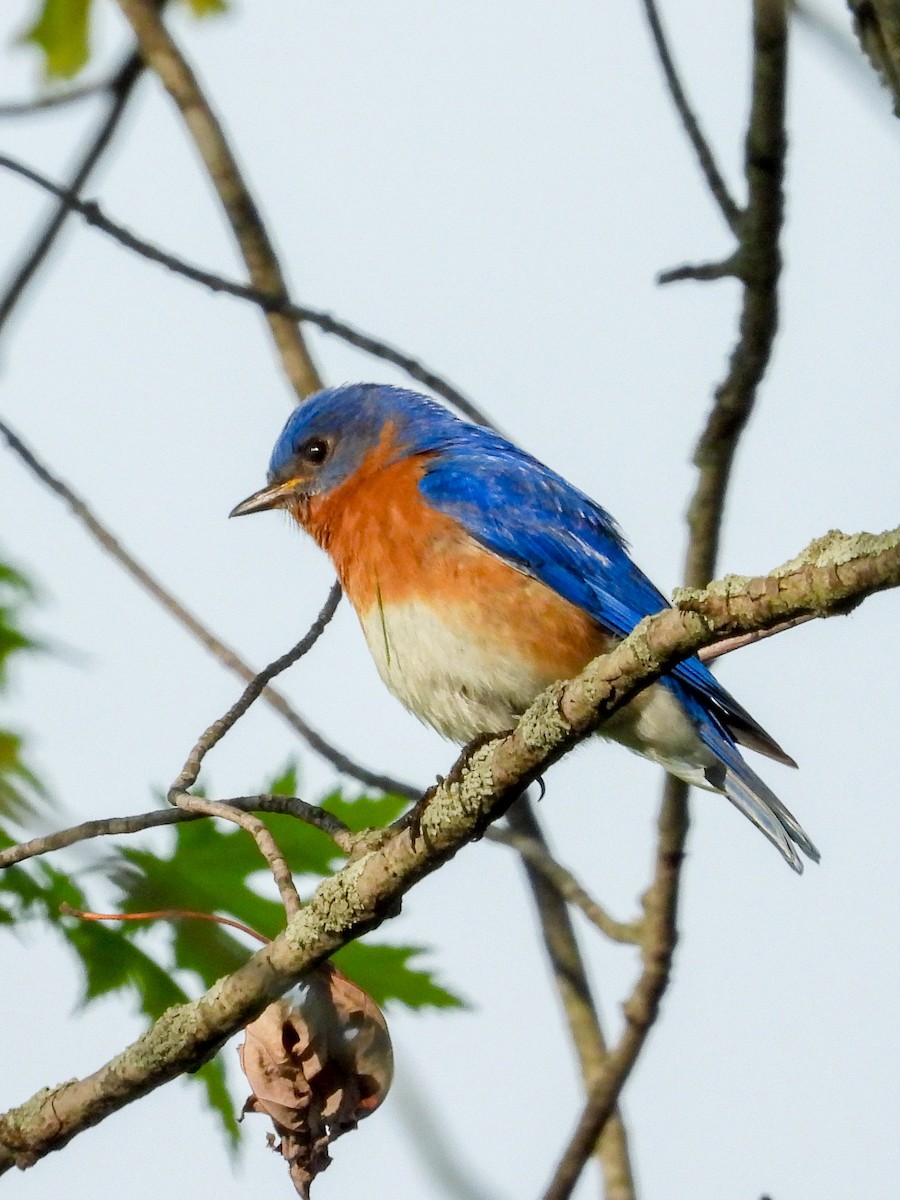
[239,962,393,1195]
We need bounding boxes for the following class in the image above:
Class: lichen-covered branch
[1,525,895,1175]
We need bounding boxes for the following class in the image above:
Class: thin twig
[488,824,642,946]
[0,151,489,427]
[685,0,789,587]
[545,5,791,1194]
[115,0,321,398]
[657,257,740,285]
[0,51,145,336]
[847,0,900,118]
[61,903,270,944]
[542,776,687,1200]
[0,416,418,799]
[172,796,302,918]
[640,0,742,232]
[0,80,107,118]
[0,794,351,872]
[167,586,342,798]
[505,798,636,1200]
[697,612,814,662]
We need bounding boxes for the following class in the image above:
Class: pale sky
[1,2,898,1198]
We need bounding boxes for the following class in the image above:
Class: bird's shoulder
[418,434,670,636]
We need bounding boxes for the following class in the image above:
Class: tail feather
[676,681,820,872]
[721,763,820,873]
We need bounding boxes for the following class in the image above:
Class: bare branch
[657,256,739,284]
[547,10,794,1192]
[167,586,341,798]
[640,0,742,232]
[0,526,895,1174]
[697,611,815,661]
[487,824,642,946]
[115,0,321,397]
[686,0,789,588]
[0,794,351,872]
[0,51,145,336]
[541,775,687,1200]
[504,798,636,1200]
[0,416,418,800]
[0,151,489,427]
[847,0,900,116]
[171,797,301,918]
[0,80,107,118]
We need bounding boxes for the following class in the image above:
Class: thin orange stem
[59,903,270,944]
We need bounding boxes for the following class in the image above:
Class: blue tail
[675,684,820,873]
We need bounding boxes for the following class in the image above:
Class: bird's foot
[402,777,443,849]
[403,730,512,848]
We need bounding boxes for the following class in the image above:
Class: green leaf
[194,1057,240,1147]
[67,920,190,1015]
[0,555,48,825]
[333,941,465,1011]
[321,787,408,831]
[114,813,339,940]
[180,0,227,15]
[267,761,298,797]
[20,0,92,79]
[0,730,49,824]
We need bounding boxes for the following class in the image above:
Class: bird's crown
[267,383,469,491]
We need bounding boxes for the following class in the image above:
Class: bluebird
[231,384,818,872]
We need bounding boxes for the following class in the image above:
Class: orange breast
[295,433,610,681]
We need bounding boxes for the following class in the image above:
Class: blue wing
[418,435,794,767]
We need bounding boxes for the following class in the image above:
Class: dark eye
[299,437,330,465]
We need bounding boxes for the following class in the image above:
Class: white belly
[359,600,559,741]
[358,600,717,789]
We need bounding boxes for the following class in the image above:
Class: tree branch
[541,774,687,1200]
[545,8,793,1194]
[0,150,488,427]
[115,0,321,398]
[0,79,108,118]
[685,0,789,588]
[167,585,341,799]
[640,0,742,232]
[847,0,900,117]
[172,797,302,918]
[0,415,418,800]
[0,50,145,336]
[505,798,636,1200]
[0,525,895,1174]
[488,824,641,945]
[0,793,352,871]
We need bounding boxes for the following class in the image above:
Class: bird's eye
[299,437,330,465]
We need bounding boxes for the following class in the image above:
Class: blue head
[229,384,466,517]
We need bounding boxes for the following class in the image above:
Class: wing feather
[419,441,793,765]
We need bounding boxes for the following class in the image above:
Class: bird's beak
[229,479,302,518]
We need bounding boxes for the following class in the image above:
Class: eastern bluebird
[231,383,818,872]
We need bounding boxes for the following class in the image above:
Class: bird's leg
[402,730,512,847]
